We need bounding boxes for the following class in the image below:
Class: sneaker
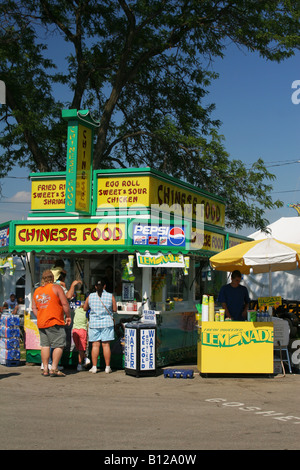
[77,364,83,371]
[84,357,91,367]
[105,366,112,374]
[89,366,97,374]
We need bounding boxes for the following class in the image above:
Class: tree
[0,0,299,230]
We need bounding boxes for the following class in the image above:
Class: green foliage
[0,0,299,230]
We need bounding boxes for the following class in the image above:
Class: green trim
[62,109,100,130]
[28,211,67,216]
[29,171,66,179]
[227,231,252,241]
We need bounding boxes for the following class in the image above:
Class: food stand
[203,238,300,375]
[0,109,250,369]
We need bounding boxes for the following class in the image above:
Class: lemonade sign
[201,327,273,348]
[258,296,282,309]
[198,322,274,374]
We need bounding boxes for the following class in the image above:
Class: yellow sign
[228,236,245,248]
[154,178,224,227]
[258,296,282,308]
[197,321,274,374]
[136,252,184,267]
[190,228,224,252]
[31,179,66,211]
[75,125,92,212]
[97,175,225,228]
[98,176,150,207]
[15,223,126,246]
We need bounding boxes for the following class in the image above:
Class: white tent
[243,217,300,299]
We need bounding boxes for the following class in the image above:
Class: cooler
[124,322,157,377]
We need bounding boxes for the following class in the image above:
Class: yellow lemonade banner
[258,296,282,308]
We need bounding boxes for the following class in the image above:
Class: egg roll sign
[15,223,125,247]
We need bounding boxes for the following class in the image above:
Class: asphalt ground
[0,361,300,454]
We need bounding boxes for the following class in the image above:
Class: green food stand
[0,109,249,369]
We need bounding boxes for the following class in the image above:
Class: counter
[197,321,274,374]
[24,308,198,369]
[115,307,198,367]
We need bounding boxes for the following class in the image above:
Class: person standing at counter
[72,302,90,371]
[218,270,250,321]
[51,259,65,282]
[32,270,71,377]
[84,278,117,374]
[56,269,82,300]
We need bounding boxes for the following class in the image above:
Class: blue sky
[206,44,300,235]
[1,43,300,236]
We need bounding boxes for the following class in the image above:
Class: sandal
[41,371,50,377]
[50,369,66,377]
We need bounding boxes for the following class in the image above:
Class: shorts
[72,328,87,351]
[39,325,66,349]
[89,326,115,342]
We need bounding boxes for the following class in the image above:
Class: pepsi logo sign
[133,224,185,247]
[168,227,185,246]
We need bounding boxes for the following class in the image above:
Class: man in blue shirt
[218,270,250,321]
[4,293,18,310]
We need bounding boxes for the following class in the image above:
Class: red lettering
[205,202,210,220]
[18,229,26,242]
[69,228,77,241]
[102,227,112,241]
[59,228,68,241]
[50,229,57,241]
[113,227,122,241]
[39,229,49,241]
[91,228,101,241]
[26,229,35,241]
[83,228,91,241]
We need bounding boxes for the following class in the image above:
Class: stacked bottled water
[256,311,272,322]
[0,310,21,366]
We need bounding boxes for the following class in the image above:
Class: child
[72,301,90,371]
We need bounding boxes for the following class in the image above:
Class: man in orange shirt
[32,270,71,377]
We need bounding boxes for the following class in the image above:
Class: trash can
[124,322,157,377]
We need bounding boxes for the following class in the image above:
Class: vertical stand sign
[62,109,99,214]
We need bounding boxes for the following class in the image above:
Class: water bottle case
[0,315,20,327]
[0,348,21,362]
[0,315,21,366]
[0,337,20,349]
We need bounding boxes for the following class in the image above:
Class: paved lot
[0,362,300,452]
